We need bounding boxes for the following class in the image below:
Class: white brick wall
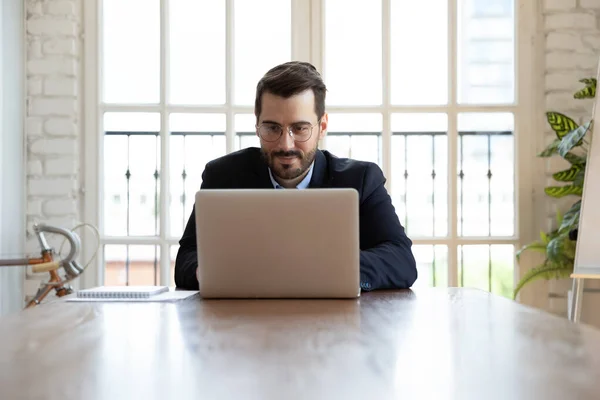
[25,0,82,289]
[580,0,600,9]
[544,0,577,11]
[545,12,597,29]
[544,0,600,316]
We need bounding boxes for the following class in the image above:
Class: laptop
[194,188,360,299]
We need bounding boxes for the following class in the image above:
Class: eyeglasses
[256,121,319,143]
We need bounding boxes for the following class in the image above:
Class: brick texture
[545,12,597,30]
[43,38,77,56]
[580,0,600,9]
[544,0,600,316]
[544,0,577,11]
[44,117,77,136]
[25,0,82,289]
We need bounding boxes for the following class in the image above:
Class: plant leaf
[573,167,585,187]
[579,77,597,86]
[547,230,577,261]
[547,234,569,261]
[516,241,547,262]
[559,200,581,234]
[538,139,562,157]
[564,152,587,165]
[574,78,597,99]
[545,185,584,197]
[546,112,578,139]
[557,121,592,156]
[552,164,583,182]
[513,262,573,299]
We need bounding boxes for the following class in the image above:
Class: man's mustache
[272,150,302,158]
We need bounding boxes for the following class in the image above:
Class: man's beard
[261,145,318,181]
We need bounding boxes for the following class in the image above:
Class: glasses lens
[291,124,313,142]
[258,124,281,142]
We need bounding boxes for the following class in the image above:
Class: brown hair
[254,61,327,121]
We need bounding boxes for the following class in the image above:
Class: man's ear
[319,113,328,139]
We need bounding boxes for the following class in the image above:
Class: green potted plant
[513,78,596,299]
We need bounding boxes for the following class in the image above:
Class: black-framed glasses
[256,121,319,143]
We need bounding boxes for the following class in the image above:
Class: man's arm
[174,207,200,290]
[174,165,217,290]
[358,164,417,290]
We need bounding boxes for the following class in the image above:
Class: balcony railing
[103,128,514,295]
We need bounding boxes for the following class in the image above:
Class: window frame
[82,0,539,298]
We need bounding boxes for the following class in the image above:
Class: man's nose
[278,128,295,150]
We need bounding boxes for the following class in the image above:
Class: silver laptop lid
[194,189,360,298]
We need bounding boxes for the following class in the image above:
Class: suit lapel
[251,149,276,189]
[308,150,329,188]
[256,168,274,189]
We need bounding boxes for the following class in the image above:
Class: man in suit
[175,61,417,291]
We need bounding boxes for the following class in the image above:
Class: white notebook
[76,286,169,299]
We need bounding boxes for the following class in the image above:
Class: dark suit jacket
[174,148,417,291]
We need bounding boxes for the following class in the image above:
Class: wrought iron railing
[103,129,514,292]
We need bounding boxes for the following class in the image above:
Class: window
[88,0,522,298]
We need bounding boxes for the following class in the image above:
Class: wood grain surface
[1,288,600,399]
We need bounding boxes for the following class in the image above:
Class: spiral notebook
[76,285,169,299]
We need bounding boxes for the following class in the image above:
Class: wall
[24,0,83,295]
[0,0,26,316]
[543,0,600,317]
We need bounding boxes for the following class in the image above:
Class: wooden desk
[1,288,600,399]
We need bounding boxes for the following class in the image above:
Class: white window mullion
[96,112,106,286]
[225,0,235,154]
[310,0,324,72]
[159,0,171,286]
[101,105,259,114]
[100,104,520,114]
[100,104,162,112]
[447,0,459,287]
[292,0,312,62]
[103,237,166,245]
[325,105,519,113]
[83,0,103,288]
[381,0,391,193]
[311,0,326,149]
[515,0,537,297]
[411,238,519,245]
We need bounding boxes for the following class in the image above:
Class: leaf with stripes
[544,185,583,198]
[552,164,583,182]
[546,112,578,139]
[574,78,597,99]
[580,77,596,86]
[559,200,581,234]
[557,121,592,157]
[538,139,561,157]
[547,233,576,262]
[564,152,586,165]
[573,167,585,187]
